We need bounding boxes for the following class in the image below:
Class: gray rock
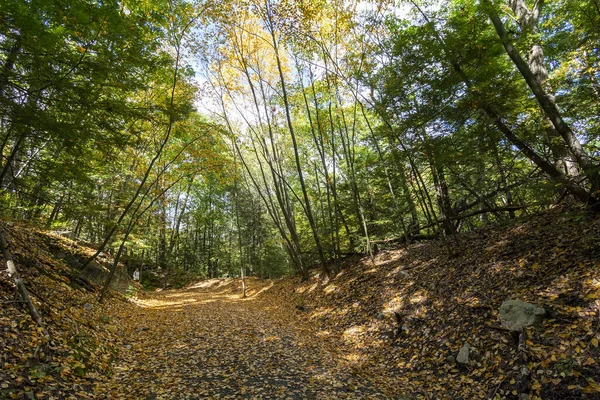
[499,299,546,331]
[83,303,93,312]
[456,342,471,365]
[397,270,410,278]
[376,313,386,320]
[446,355,456,365]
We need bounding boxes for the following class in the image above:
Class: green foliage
[1,0,598,284]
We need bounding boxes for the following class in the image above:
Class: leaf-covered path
[96,279,390,399]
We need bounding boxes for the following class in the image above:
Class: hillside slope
[263,206,600,399]
[0,223,136,399]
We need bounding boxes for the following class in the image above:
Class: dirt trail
[95,279,390,399]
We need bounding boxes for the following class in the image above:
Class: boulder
[499,300,546,331]
[456,342,471,365]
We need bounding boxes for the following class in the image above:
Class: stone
[499,299,546,331]
[83,303,93,312]
[397,270,410,278]
[376,313,386,320]
[445,355,456,365]
[456,342,471,365]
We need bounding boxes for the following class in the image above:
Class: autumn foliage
[2,206,599,399]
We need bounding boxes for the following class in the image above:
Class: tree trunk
[485,1,600,202]
[266,4,330,278]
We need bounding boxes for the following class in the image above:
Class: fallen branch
[375,205,542,245]
[419,204,543,232]
[517,328,531,399]
[485,324,512,332]
[0,227,49,338]
[371,234,438,246]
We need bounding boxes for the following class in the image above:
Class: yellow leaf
[592,338,599,347]
[583,381,600,393]
[584,357,596,366]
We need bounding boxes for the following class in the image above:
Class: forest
[1,0,598,283]
[1,0,600,398]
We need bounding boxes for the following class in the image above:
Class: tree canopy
[1,0,599,283]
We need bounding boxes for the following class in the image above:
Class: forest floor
[2,206,600,399]
[93,279,389,399]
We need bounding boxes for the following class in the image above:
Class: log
[0,228,49,338]
[372,233,438,246]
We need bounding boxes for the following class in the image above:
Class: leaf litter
[2,206,600,399]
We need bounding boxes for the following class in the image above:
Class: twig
[517,328,531,399]
[486,325,512,332]
[489,378,505,399]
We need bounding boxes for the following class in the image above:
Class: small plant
[125,284,138,299]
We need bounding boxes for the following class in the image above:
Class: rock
[456,342,471,365]
[376,313,386,320]
[397,270,410,278]
[499,299,546,331]
[83,303,93,312]
[445,355,456,365]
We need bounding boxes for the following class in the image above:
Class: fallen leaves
[2,207,600,399]
[0,224,125,399]
[263,207,600,399]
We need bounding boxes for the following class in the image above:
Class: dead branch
[0,227,49,338]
